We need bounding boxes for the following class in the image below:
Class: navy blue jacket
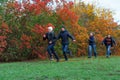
[57,30,75,45]
[102,37,116,47]
[88,36,96,45]
[43,31,56,45]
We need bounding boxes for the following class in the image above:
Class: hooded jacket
[57,30,75,45]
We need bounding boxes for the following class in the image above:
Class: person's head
[61,27,65,31]
[48,26,53,32]
[61,25,66,31]
[107,34,111,38]
[90,32,94,36]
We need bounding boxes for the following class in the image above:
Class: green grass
[0,56,120,80]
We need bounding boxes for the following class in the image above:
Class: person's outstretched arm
[67,32,75,41]
[112,38,116,45]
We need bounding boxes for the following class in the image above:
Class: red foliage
[57,4,79,25]
[1,22,12,34]
[46,23,55,29]
[32,47,47,60]
[32,24,46,35]
[0,22,11,53]
[14,1,22,12]
[63,1,74,9]
[13,0,51,15]
[20,34,31,49]
[32,23,55,35]
[0,36,7,53]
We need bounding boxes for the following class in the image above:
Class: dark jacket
[57,30,75,45]
[88,36,96,45]
[43,31,56,45]
[102,37,116,47]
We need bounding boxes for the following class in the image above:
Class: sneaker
[50,58,54,61]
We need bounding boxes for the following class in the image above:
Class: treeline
[0,0,119,62]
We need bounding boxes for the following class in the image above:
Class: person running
[88,32,97,58]
[43,26,59,62]
[102,34,116,58]
[57,26,76,61]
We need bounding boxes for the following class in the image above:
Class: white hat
[48,26,53,32]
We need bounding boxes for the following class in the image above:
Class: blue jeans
[88,45,97,58]
[106,45,111,57]
[62,44,70,60]
[47,44,59,60]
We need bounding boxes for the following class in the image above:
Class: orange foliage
[73,2,119,56]
[57,6,79,25]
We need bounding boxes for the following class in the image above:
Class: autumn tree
[73,2,118,55]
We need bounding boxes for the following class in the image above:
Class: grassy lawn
[0,56,120,80]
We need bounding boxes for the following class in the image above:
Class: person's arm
[56,33,61,40]
[43,33,47,40]
[89,36,96,43]
[102,38,105,45]
[112,38,116,45]
[67,32,75,41]
[89,38,94,42]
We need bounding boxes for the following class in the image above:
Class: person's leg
[62,44,68,61]
[47,45,53,60]
[110,52,111,56]
[106,45,111,57]
[110,47,112,56]
[51,44,59,62]
[66,48,70,54]
[108,45,111,57]
[66,45,73,57]
[88,45,92,58]
[93,45,97,58]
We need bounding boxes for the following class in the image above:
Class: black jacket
[43,31,56,45]
[102,37,116,47]
[57,30,75,45]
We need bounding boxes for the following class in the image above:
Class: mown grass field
[0,56,120,80]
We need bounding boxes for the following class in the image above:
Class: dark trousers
[47,44,59,60]
[62,44,70,60]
